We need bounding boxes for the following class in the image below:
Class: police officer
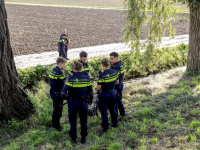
[110,52,126,117]
[71,51,93,78]
[97,58,119,134]
[49,57,67,131]
[58,32,69,60]
[62,61,93,144]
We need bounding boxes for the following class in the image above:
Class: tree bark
[0,0,34,121]
[186,5,200,71]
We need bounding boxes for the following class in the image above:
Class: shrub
[18,43,188,90]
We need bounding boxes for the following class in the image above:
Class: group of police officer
[49,51,125,144]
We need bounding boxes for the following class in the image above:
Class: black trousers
[59,46,68,59]
[50,92,63,128]
[68,99,88,138]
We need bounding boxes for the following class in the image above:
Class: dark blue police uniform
[57,35,68,58]
[49,66,67,129]
[71,60,90,76]
[110,60,125,116]
[61,72,93,139]
[97,69,118,130]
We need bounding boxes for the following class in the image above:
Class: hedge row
[17,43,188,89]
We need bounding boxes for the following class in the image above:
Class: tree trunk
[186,5,200,71]
[0,0,34,121]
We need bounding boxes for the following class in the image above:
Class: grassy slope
[5,0,124,9]
[1,66,200,149]
[5,0,188,12]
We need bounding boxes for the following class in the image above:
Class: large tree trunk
[186,5,200,71]
[0,1,34,121]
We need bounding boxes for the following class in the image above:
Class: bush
[17,43,188,89]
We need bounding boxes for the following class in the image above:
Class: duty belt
[101,89,115,92]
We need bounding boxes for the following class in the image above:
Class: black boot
[71,137,77,144]
[54,126,63,132]
[111,124,118,128]
[81,137,86,144]
[99,129,107,135]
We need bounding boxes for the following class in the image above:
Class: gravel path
[14,34,189,69]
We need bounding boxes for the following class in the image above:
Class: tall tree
[123,0,200,72]
[0,0,34,121]
[187,3,200,71]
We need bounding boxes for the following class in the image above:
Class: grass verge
[2,65,200,149]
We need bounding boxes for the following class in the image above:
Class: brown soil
[5,4,189,56]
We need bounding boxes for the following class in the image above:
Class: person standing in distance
[97,58,119,134]
[61,61,93,144]
[110,52,126,117]
[49,57,67,131]
[57,30,69,60]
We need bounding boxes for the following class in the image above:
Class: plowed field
[5,4,189,56]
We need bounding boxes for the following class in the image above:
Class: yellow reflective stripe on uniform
[66,81,92,87]
[71,84,88,87]
[59,76,65,79]
[119,66,125,74]
[73,82,89,84]
[104,77,118,83]
[98,79,104,83]
[98,74,118,83]
[58,39,65,42]
[119,69,125,74]
[50,74,62,77]
[98,75,118,83]
[106,74,118,80]
[82,68,89,71]
[49,71,65,79]
[49,74,58,79]
[66,82,72,86]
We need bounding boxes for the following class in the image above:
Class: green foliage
[4,58,200,149]
[187,133,196,143]
[197,127,200,136]
[136,101,142,107]
[139,137,146,145]
[122,44,188,79]
[167,140,171,145]
[134,107,154,118]
[123,0,179,72]
[17,43,188,89]
[128,131,137,139]
[168,95,174,100]
[151,138,158,144]
[140,125,147,133]
[18,65,53,89]
[175,112,183,124]
[190,121,200,129]
[89,142,100,150]
[108,142,123,150]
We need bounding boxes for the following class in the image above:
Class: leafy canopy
[122,0,199,72]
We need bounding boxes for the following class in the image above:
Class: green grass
[5,0,124,10]
[2,51,200,149]
[5,0,189,12]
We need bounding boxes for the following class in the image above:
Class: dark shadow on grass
[122,71,200,149]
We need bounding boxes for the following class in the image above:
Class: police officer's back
[110,52,125,116]
[49,57,67,131]
[62,61,93,144]
[96,58,119,133]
